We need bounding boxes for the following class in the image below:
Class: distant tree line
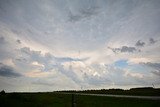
[56,87,160,96]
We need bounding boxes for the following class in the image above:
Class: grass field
[0,92,160,107]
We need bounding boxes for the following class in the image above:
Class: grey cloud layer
[1,0,160,52]
[0,63,21,77]
[0,0,160,91]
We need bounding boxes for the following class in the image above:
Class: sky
[0,0,160,92]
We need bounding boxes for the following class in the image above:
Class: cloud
[109,46,137,53]
[14,46,88,84]
[120,46,137,53]
[0,36,5,44]
[57,64,83,84]
[16,39,21,44]
[68,6,99,22]
[152,70,160,76]
[0,36,18,61]
[124,70,144,79]
[141,62,160,76]
[68,12,82,22]
[0,63,21,77]
[0,0,160,91]
[19,47,86,66]
[149,38,157,44]
[142,62,160,70]
[83,72,111,85]
[135,40,145,47]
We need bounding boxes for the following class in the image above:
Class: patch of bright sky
[114,59,151,75]
[127,64,151,74]
[114,60,128,69]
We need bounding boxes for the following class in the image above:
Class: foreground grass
[75,94,160,107]
[0,92,160,107]
[0,93,71,107]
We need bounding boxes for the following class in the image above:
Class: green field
[0,92,160,107]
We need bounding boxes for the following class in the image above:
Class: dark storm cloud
[109,46,137,53]
[0,63,21,77]
[135,40,145,47]
[149,38,157,44]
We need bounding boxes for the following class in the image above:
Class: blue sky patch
[114,60,128,69]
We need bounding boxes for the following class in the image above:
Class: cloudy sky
[0,0,160,92]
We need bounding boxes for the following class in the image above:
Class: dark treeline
[1,87,160,96]
[56,87,160,96]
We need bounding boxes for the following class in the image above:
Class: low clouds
[109,46,137,53]
[0,63,21,77]
[149,38,157,44]
[83,64,146,86]
[109,37,159,54]
[119,46,137,53]
[15,47,88,84]
[19,47,86,65]
[135,40,145,47]
[135,38,158,47]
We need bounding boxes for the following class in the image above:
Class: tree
[0,90,5,95]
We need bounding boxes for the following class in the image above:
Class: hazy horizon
[0,0,160,92]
